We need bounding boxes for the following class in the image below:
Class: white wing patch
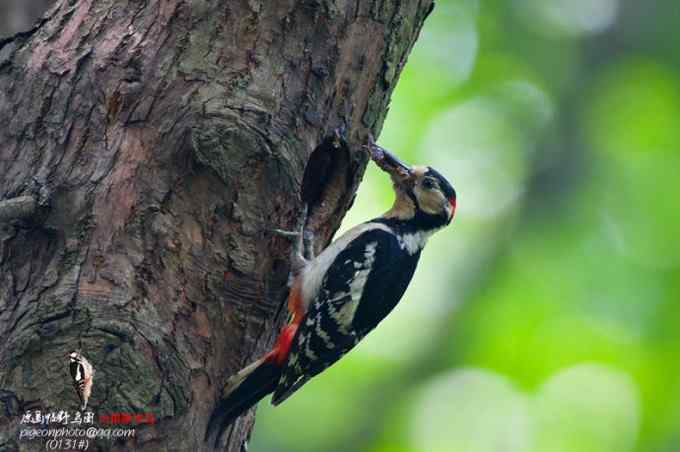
[328,241,378,332]
[300,223,393,309]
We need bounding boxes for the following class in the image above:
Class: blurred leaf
[408,369,531,452]
[585,58,680,157]
[532,364,639,452]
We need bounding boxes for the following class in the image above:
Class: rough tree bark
[0,1,433,451]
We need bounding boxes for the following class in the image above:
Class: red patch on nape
[448,196,457,214]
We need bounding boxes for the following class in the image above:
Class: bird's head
[68,351,80,362]
[368,140,456,231]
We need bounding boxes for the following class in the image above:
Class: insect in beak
[365,135,412,181]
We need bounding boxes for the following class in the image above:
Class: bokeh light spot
[410,369,531,452]
[532,364,640,452]
[514,0,619,37]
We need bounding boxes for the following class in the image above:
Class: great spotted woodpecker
[68,351,94,411]
[205,139,456,447]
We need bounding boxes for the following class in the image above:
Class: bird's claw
[272,205,314,278]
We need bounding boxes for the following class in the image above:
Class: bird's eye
[422,179,435,190]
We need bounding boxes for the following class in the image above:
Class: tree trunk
[0,1,432,450]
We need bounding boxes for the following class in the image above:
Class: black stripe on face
[425,167,456,199]
[406,187,420,210]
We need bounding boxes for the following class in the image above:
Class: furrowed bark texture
[0,1,433,451]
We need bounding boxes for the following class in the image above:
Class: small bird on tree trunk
[68,351,94,411]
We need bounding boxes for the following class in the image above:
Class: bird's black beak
[365,135,412,180]
[379,146,411,174]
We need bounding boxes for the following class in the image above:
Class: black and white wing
[271,227,420,404]
[69,359,85,403]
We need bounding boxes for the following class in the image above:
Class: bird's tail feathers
[205,357,280,448]
[271,375,309,406]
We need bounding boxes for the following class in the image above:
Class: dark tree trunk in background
[0,1,432,451]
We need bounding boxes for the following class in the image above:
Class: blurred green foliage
[2,0,677,450]
[252,1,680,451]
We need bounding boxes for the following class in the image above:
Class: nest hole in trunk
[300,132,359,248]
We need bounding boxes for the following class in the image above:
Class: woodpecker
[68,351,94,411]
[205,138,456,447]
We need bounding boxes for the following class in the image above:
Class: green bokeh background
[4,0,677,451]
[252,1,680,451]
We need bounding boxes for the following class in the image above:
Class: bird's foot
[273,205,314,280]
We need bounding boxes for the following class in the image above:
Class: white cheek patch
[418,189,446,215]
